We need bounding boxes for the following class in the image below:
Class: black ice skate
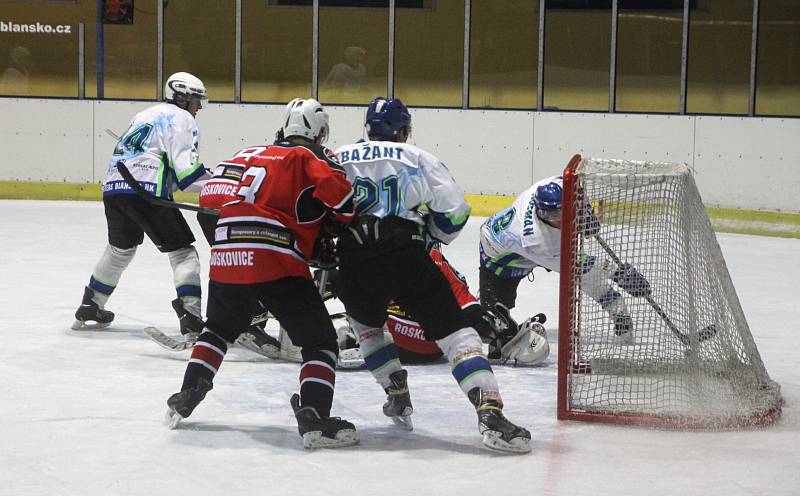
[165,378,213,429]
[71,286,114,330]
[382,370,413,430]
[236,325,281,359]
[468,388,531,454]
[171,298,204,338]
[613,314,634,345]
[290,393,359,449]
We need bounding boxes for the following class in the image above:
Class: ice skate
[290,393,359,449]
[382,369,413,430]
[171,297,204,340]
[71,286,114,330]
[236,325,281,359]
[468,388,531,454]
[165,378,213,429]
[613,314,635,345]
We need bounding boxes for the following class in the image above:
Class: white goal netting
[558,156,782,428]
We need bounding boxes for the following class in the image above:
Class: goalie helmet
[365,97,411,141]
[533,180,563,227]
[281,98,330,143]
[165,72,207,107]
[533,181,563,211]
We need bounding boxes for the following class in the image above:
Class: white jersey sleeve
[480,175,563,277]
[335,140,471,245]
[103,102,206,200]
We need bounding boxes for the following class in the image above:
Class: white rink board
[1,97,798,212]
[0,98,94,183]
[694,116,800,211]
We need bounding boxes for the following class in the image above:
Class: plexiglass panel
[242,1,312,103]
[687,0,752,115]
[756,0,800,116]
[395,0,464,107]
[164,0,235,102]
[543,3,611,111]
[469,0,538,109]
[318,2,388,105]
[616,6,682,112]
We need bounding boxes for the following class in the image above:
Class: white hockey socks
[350,320,402,389]
[436,327,501,403]
[88,244,137,307]
[168,246,202,317]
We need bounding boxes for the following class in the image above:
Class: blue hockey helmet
[533,181,563,211]
[364,97,411,141]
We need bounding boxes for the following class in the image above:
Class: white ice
[1,200,798,496]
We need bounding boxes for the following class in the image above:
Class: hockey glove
[310,237,338,269]
[612,263,651,297]
[464,304,499,342]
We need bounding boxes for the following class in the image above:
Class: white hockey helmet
[164,72,207,105]
[281,98,329,144]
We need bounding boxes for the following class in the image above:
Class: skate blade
[236,334,281,359]
[165,408,184,429]
[390,414,414,431]
[71,319,111,331]
[481,431,531,454]
[301,429,360,449]
[337,348,365,369]
[144,326,195,351]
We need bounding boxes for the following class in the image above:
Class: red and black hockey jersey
[209,143,354,284]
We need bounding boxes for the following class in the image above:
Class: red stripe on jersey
[386,317,441,354]
[430,247,477,308]
[299,362,336,386]
[190,343,225,371]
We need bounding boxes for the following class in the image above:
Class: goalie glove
[612,263,651,297]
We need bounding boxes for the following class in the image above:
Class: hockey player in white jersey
[334,97,531,454]
[480,176,650,343]
[72,72,212,339]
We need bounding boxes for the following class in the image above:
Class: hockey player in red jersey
[165,98,359,449]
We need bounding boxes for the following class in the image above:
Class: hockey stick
[115,162,219,216]
[594,234,717,346]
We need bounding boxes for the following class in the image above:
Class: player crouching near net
[165,98,360,449]
[479,176,650,344]
[334,97,530,454]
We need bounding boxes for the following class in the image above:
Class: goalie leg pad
[436,327,500,400]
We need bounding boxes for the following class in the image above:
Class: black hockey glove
[310,237,338,269]
[612,263,651,297]
[464,304,499,342]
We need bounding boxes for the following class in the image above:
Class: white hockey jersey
[102,102,206,200]
[480,176,563,278]
[335,140,471,244]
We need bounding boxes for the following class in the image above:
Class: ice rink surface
[1,200,798,496]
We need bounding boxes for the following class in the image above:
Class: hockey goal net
[557,154,783,428]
